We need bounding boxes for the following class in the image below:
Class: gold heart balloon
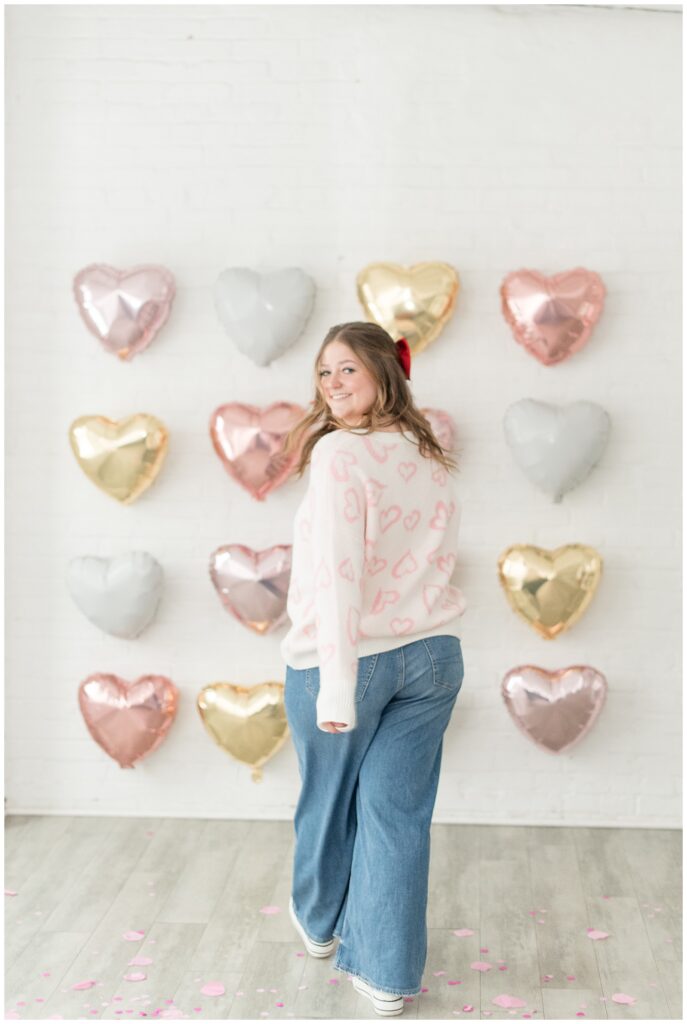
[197,682,289,782]
[497,544,603,639]
[356,261,459,356]
[68,414,169,504]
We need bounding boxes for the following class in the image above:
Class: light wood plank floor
[4,817,682,1020]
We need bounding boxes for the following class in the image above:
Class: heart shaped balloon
[503,399,611,502]
[357,262,459,356]
[68,414,169,504]
[209,402,305,501]
[73,264,176,361]
[500,267,606,366]
[498,544,603,639]
[67,552,164,638]
[78,673,179,768]
[502,665,608,753]
[421,407,458,453]
[197,682,289,781]
[213,267,316,366]
[209,544,291,634]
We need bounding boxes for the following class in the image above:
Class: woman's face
[318,340,378,426]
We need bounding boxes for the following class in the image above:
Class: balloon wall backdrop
[68,258,610,777]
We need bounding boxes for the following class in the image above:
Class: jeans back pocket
[423,635,464,692]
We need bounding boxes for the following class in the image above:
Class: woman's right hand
[321,721,348,734]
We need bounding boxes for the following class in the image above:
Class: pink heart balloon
[209,402,306,500]
[501,665,607,754]
[78,673,179,768]
[421,407,457,452]
[73,264,176,360]
[209,544,292,634]
[500,268,606,366]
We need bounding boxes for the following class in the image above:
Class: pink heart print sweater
[279,428,467,732]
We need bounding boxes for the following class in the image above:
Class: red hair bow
[395,337,411,380]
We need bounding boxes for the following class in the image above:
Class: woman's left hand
[321,721,348,733]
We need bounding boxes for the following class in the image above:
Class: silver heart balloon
[67,552,163,638]
[503,398,611,502]
[213,267,316,367]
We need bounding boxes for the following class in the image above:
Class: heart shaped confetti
[453,928,474,937]
[586,928,610,940]
[200,982,225,996]
[492,994,527,1009]
[612,993,637,1005]
[470,961,492,972]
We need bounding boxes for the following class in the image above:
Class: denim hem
[292,899,334,946]
[333,957,421,998]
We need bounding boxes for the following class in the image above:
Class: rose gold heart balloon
[197,682,289,782]
[357,261,459,356]
[68,413,169,504]
[209,544,292,634]
[501,665,607,754]
[209,402,306,501]
[500,268,606,366]
[421,407,457,452]
[78,673,179,768]
[73,264,176,361]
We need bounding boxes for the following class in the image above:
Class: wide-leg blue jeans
[284,634,464,997]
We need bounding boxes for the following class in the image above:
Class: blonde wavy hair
[281,321,460,480]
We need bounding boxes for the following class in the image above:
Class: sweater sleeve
[309,442,367,733]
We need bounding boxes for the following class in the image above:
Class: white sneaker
[288,896,335,957]
[352,975,405,1016]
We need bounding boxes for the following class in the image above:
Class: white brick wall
[5,4,681,826]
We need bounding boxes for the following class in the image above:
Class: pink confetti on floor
[200,982,224,996]
[470,961,492,972]
[421,987,429,993]
[586,929,610,940]
[462,1005,474,1013]
[71,980,97,990]
[479,947,489,953]
[259,905,281,915]
[124,973,147,982]
[542,975,554,982]
[129,957,154,966]
[453,928,474,937]
[612,993,637,1005]
[498,965,508,971]
[122,931,145,942]
[447,980,461,986]
[4,889,17,896]
[433,971,446,976]
[492,994,527,1009]
[566,976,576,981]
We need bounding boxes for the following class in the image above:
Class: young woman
[280,321,466,1017]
